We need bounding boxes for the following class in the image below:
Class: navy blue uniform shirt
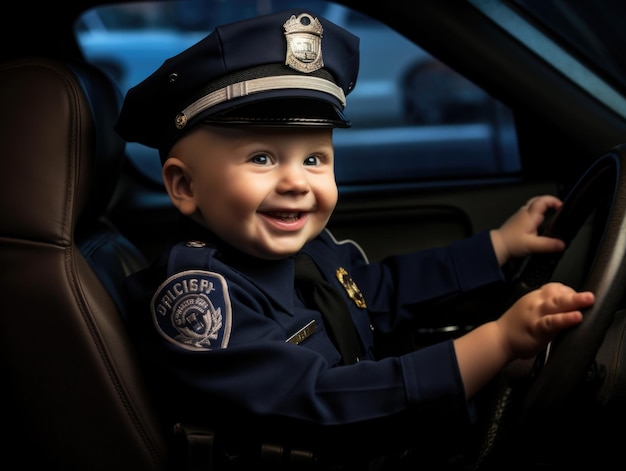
[124,223,505,450]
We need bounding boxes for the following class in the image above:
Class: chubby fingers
[522,195,566,253]
[524,194,563,215]
[533,283,594,335]
[524,232,566,254]
[539,282,594,311]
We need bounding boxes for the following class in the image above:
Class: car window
[472,0,626,119]
[510,0,626,96]
[75,0,521,189]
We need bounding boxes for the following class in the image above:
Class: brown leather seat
[0,57,169,469]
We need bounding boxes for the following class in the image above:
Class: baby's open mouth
[264,211,301,222]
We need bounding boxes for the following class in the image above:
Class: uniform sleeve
[164,319,470,428]
[351,230,504,332]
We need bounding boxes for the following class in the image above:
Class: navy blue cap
[115,9,360,158]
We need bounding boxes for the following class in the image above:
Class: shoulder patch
[151,270,232,351]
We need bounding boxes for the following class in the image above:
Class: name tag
[286,320,316,345]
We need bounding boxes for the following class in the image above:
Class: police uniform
[116,8,507,467]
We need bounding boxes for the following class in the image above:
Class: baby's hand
[490,195,566,266]
[496,282,594,360]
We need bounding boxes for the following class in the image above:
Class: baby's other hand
[491,195,566,266]
[496,282,594,360]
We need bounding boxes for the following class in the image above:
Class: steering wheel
[509,144,626,420]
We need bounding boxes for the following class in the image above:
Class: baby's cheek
[318,181,338,214]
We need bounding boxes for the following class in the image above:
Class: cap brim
[201,96,351,128]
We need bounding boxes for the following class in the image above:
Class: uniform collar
[220,252,298,316]
[176,219,300,314]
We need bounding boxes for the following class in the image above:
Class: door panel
[329,181,558,261]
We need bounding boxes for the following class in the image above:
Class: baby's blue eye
[251,154,269,165]
[304,155,319,166]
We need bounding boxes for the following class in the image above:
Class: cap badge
[283,13,324,73]
[336,267,367,309]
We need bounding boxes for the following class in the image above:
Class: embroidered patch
[151,270,232,351]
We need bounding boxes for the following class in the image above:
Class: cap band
[176,75,346,129]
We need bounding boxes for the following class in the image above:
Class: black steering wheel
[510,144,626,419]
[471,145,626,469]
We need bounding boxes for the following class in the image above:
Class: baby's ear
[162,158,197,216]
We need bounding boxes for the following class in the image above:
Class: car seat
[0,56,333,471]
[0,56,171,470]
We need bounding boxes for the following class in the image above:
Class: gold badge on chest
[336,267,366,309]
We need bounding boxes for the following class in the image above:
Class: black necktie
[294,253,363,365]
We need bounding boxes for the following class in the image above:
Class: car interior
[0,56,170,469]
[2,0,626,470]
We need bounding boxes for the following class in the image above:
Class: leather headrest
[0,57,125,243]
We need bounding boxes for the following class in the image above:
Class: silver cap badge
[283,13,324,73]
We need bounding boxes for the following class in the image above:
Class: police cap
[115,9,360,159]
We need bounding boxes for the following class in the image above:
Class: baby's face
[168,125,338,259]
